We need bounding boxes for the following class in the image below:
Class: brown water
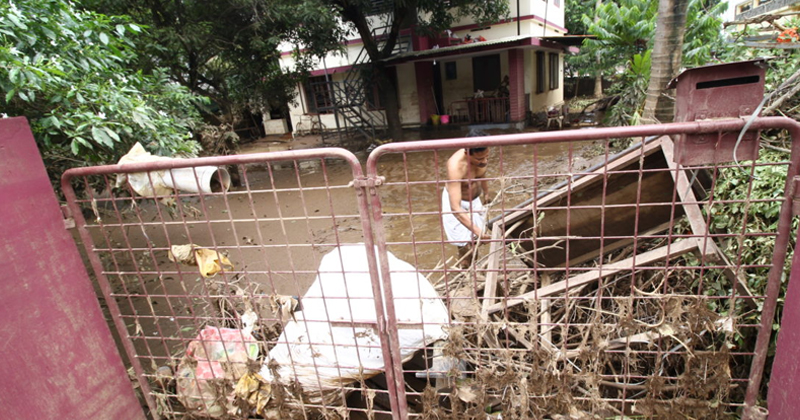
[236,132,598,273]
[86,129,602,366]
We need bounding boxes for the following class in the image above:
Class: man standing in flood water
[442,129,491,268]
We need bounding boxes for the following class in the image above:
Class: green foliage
[566,0,727,125]
[565,0,595,36]
[0,0,203,175]
[413,0,511,37]
[708,150,796,292]
[702,149,796,361]
[578,0,657,79]
[84,0,347,122]
[605,50,650,128]
[682,0,728,67]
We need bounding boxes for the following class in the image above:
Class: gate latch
[61,204,76,229]
[349,176,385,189]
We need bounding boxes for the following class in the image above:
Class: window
[445,62,457,80]
[303,75,333,114]
[536,51,545,93]
[554,0,560,7]
[366,67,399,110]
[737,1,752,13]
[549,53,559,90]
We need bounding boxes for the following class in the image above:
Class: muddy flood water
[84,127,603,363]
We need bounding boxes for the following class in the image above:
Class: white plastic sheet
[259,244,449,401]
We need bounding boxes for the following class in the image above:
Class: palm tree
[642,0,690,123]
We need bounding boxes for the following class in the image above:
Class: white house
[266,0,581,139]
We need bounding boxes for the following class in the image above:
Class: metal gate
[64,116,800,419]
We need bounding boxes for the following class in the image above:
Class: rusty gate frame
[61,148,408,418]
[365,116,800,419]
[62,116,800,419]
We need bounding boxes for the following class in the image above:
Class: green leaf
[42,27,57,40]
[8,68,20,84]
[4,89,14,103]
[115,24,126,36]
[7,14,28,30]
[103,126,120,142]
[92,126,114,147]
[99,32,109,45]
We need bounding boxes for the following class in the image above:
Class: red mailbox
[667,59,766,165]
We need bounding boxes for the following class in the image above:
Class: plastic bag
[176,326,259,417]
[259,244,450,405]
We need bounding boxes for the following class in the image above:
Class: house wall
[438,51,511,116]
[277,0,567,132]
[397,62,419,125]
[528,49,564,112]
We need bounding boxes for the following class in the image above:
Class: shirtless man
[442,130,491,268]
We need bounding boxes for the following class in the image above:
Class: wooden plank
[484,239,699,314]
[499,138,680,268]
[499,137,665,225]
[660,138,719,261]
[564,220,674,268]
[539,272,552,346]
[480,222,505,317]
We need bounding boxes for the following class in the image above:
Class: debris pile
[423,137,744,418]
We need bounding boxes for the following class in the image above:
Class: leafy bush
[1,0,205,189]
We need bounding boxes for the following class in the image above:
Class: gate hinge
[61,205,76,229]
[792,176,800,217]
[349,175,385,189]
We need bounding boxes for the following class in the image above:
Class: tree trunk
[337,0,407,141]
[642,0,689,124]
[374,63,404,141]
[593,73,603,98]
[593,0,603,98]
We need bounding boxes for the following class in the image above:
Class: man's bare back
[445,147,490,239]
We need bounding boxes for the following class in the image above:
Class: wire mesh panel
[365,117,800,420]
[62,148,409,420]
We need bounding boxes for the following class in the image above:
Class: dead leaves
[233,372,272,416]
[168,244,234,278]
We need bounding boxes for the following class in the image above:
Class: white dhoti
[442,188,486,247]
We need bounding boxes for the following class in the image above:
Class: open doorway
[472,54,501,93]
[432,61,444,115]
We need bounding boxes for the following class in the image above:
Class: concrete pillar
[508,49,526,123]
[415,61,435,124]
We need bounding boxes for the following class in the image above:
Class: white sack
[259,244,449,396]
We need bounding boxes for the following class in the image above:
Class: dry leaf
[169,244,234,278]
[195,248,233,278]
[168,244,198,265]
[269,295,299,322]
[234,372,272,415]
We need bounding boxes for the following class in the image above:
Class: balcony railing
[448,97,510,124]
[736,0,800,20]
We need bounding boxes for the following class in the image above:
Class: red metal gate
[364,117,800,419]
[61,148,405,419]
[2,117,145,420]
[64,116,800,419]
